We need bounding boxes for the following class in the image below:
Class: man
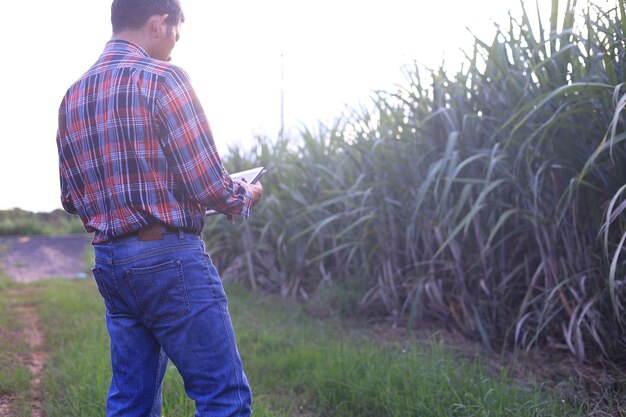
[56,0,261,416]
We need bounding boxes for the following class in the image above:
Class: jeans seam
[218,302,246,416]
[148,349,166,417]
[206,255,247,415]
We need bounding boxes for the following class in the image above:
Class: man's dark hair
[111,0,184,33]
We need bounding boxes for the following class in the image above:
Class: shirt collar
[103,39,149,58]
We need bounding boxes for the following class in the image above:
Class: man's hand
[226,181,262,223]
[240,181,263,206]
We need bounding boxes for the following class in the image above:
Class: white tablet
[229,166,266,184]
[205,166,266,216]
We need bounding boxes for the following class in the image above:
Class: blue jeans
[91,231,252,417]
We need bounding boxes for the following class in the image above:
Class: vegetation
[3,0,626,415]
[196,0,626,368]
[8,0,626,369]
[0,208,83,236]
[0,275,39,417]
[5,0,626,393]
[36,278,583,416]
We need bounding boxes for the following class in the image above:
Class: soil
[0,234,92,283]
[0,398,10,417]
[0,288,48,417]
[0,233,91,417]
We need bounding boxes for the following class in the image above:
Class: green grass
[0,274,36,417]
[36,278,583,417]
[0,366,31,396]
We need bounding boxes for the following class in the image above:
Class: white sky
[0,0,604,212]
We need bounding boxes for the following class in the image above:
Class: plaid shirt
[57,40,251,243]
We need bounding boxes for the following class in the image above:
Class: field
[3,0,626,415]
[2,0,626,367]
[0,273,603,416]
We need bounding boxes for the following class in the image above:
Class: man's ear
[147,14,169,38]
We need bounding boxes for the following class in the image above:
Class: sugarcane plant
[209,0,626,365]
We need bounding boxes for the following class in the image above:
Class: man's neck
[111,30,154,57]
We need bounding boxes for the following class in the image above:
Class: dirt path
[0,287,47,417]
[0,234,90,416]
[0,234,91,283]
[14,288,46,417]
[0,396,9,416]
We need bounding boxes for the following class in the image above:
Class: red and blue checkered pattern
[57,40,251,243]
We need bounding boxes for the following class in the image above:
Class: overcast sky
[0,0,603,212]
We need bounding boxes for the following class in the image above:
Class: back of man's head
[111,0,184,34]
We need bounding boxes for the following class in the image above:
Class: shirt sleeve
[56,103,78,215]
[155,66,252,217]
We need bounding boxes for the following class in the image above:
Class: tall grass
[206,0,626,366]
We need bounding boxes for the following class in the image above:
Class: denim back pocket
[124,260,191,323]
